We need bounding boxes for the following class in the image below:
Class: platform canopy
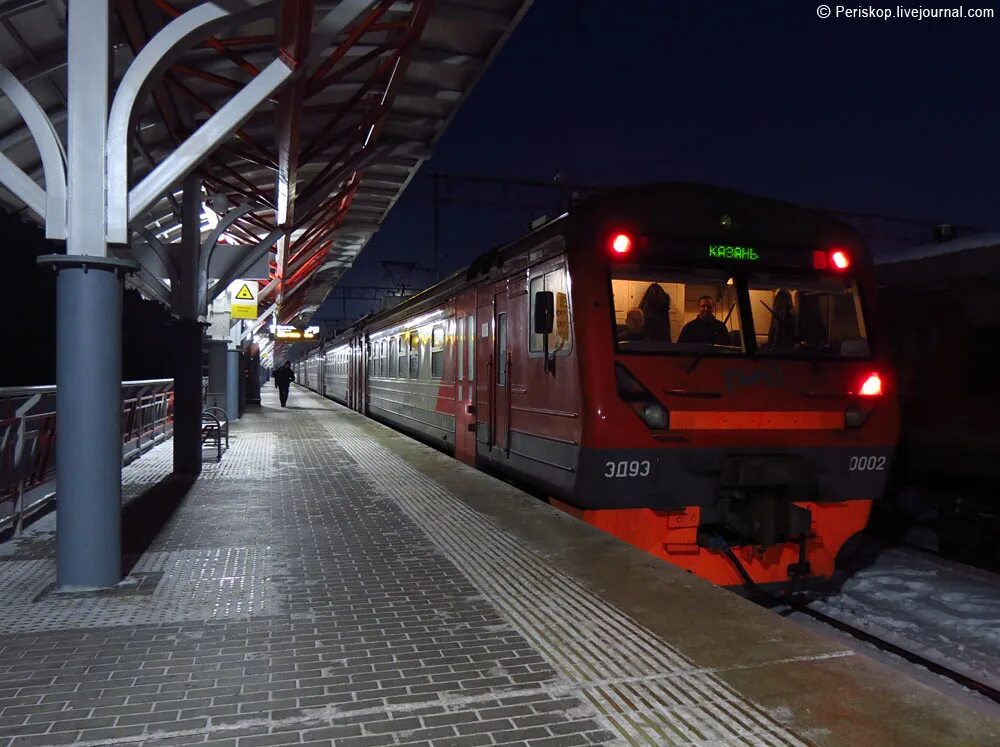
[0,0,532,324]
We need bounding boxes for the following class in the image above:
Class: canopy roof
[0,0,532,324]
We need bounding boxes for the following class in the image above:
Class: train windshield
[748,273,869,358]
[611,269,745,354]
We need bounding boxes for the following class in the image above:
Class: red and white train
[295,184,899,586]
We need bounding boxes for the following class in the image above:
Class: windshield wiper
[686,344,711,374]
[758,299,821,373]
[722,302,737,327]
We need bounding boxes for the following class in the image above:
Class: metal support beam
[38,255,136,590]
[0,62,67,238]
[106,0,288,242]
[226,348,240,421]
[67,0,108,255]
[197,201,258,312]
[30,0,134,591]
[274,0,316,310]
[172,172,204,476]
[127,58,293,232]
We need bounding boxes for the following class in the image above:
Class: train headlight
[615,363,670,431]
[642,404,669,429]
[844,405,870,428]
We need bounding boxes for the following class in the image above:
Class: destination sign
[271,324,319,340]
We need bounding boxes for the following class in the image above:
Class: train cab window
[529,267,573,356]
[748,274,869,357]
[409,333,420,378]
[431,325,445,379]
[611,269,744,354]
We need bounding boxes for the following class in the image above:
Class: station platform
[0,386,997,747]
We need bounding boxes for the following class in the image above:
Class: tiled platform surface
[0,387,997,747]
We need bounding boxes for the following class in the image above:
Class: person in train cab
[767,288,797,352]
[619,308,647,341]
[678,295,730,345]
[274,361,295,407]
[637,283,672,341]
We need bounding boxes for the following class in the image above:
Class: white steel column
[67,0,107,258]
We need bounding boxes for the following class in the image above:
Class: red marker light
[812,250,828,269]
[830,249,851,270]
[859,373,882,397]
[611,233,632,255]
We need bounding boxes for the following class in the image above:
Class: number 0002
[849,455,886,472]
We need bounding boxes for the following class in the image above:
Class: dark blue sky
[320,0,998,320]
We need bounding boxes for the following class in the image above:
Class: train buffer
[0,385,996,746]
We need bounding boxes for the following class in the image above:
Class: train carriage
[297,184,899,586]
[875,233,1000,562]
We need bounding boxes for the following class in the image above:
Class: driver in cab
[678,295,730,345]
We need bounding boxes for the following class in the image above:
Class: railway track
[722,547,1000,706]
[778,595,1000,706]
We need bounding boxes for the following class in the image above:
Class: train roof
[875,232,1000,265]
[317,183,874,348]
[876,232,1000,290]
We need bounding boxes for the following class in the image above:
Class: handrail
[1,379,175,536]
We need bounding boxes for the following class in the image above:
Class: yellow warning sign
[230,280,258,320]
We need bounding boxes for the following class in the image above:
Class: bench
[200,407,230,461]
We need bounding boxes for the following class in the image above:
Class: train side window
[529,267,572,356]
[468,316,475,380]
[398,335,407,378]
[409,332,420,378]
[529,276,543,352]
[431,325,445,378]
[497,313,508,386]
[388,338,396,377]
[457,315,465,380]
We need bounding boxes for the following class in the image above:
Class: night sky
[322,0,998,319]
[4,1,997,384]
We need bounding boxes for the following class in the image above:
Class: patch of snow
[810,548,1000,690]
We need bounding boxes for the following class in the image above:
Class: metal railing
[0,379,174,535]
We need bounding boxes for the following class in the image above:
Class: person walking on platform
[274,361,295,407]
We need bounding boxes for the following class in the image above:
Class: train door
[454,291,477,465]
[492,289,510,454]
[360,335,369,414]
[351,335,366,413]
[349,337,359,411]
